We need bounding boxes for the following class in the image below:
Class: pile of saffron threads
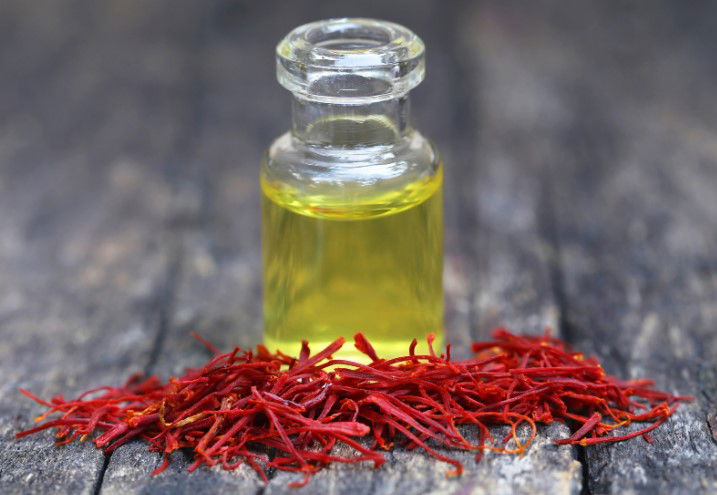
[17,329,691,488]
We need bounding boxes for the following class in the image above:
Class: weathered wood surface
[0,1,715,494]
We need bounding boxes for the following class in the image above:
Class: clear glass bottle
[262,18,443,361]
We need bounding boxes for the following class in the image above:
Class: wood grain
[1,1,715,494]
[469,3,717,493]
[0,1,206,493]
[542,6,717,493]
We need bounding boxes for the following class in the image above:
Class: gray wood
[471,2,717,494]
[1,1,716,494]
[0,0,207,493]
[548,30,717,495]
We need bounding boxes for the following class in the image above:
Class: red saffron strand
[554,412,602,445]
[190,332,220,355]
[15,329,691,487]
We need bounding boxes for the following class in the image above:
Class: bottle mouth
[277,18,425,104]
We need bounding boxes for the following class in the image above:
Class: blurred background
[2,0,716,360]
[2,0,716,371]
[2,1,717,493]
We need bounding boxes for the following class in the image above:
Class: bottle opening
[305,22,393,50]
[277,18,425,104]
[313,38,387,50]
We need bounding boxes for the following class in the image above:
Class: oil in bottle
[262,163,443,361]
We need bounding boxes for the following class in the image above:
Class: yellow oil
[261,167,443,362]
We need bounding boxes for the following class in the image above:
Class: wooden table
[1,1,716,493]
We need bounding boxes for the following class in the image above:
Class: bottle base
[263,335,445,365]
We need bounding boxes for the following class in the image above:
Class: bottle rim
[276,18,425,104]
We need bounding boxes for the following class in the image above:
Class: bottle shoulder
[262,129,440,185]
[261,130,442,219]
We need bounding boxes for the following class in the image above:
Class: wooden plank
[0,1,206,493]
[99,2,268,490]
[455,5,584,494]
[478,2,717,493]
[548,58,717,495]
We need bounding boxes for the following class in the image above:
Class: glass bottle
[262,18,443,361]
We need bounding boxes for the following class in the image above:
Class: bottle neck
[291,95,411,147]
